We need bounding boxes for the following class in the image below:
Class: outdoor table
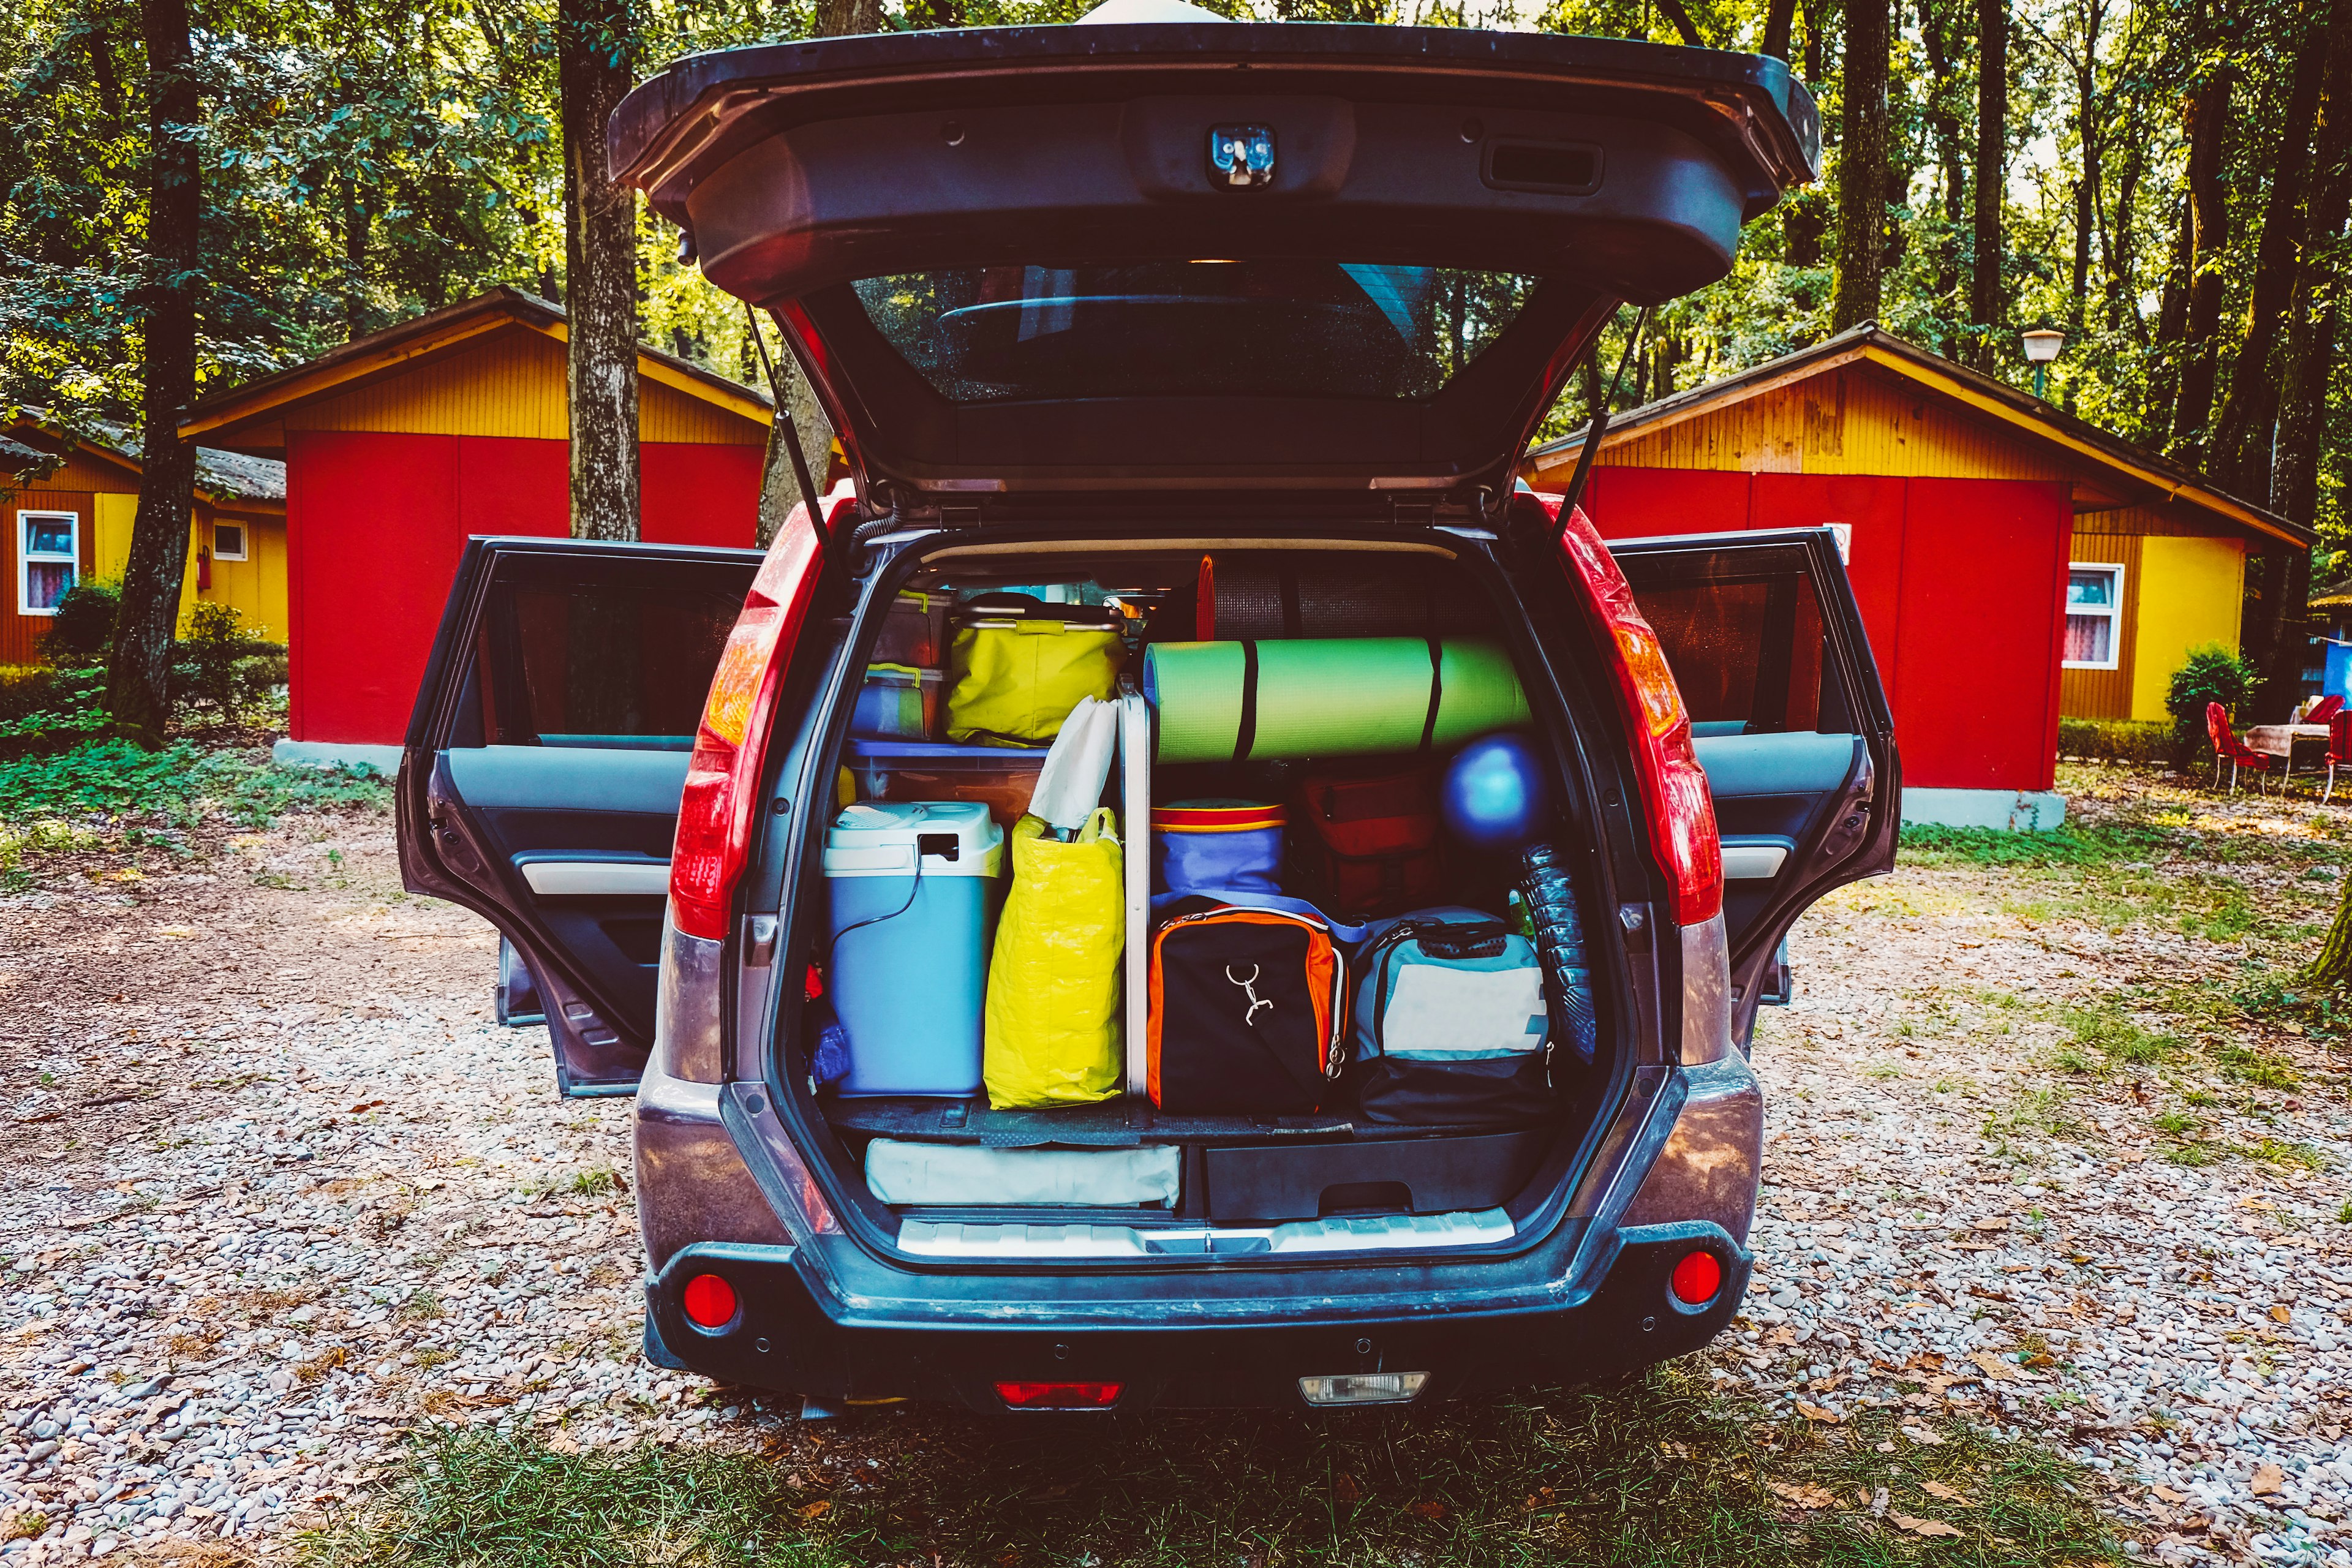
[2244,723,2332,784]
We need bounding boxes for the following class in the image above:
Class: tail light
[1550,502,1723,927]
[1669,1248,1723,1306]
[668,495,843,941]
[995,1381,1123,1410]
[681,1272,739,1330]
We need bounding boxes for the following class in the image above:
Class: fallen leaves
[1331,1472,1360,1502]
[1900,1424,1947,1446]
[2269,1304,2293,1324]
[1971,1217,2011,1232]
[1407,1499,1449,1520]
[797,1499,833,1521]
[1970,1351,2022,1382]
[1920,1480,1970,1504]
[1891,1512,1964,1537]
[1769,1482,1839,1510]
[2250,1464,2285,1498]
[1795,1401,1844,1423]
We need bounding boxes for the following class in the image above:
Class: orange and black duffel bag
[1146,900,1348,1114]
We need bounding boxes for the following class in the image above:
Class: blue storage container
[823,801,1006,1097]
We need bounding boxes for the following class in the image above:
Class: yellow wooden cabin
[2,420,287,665]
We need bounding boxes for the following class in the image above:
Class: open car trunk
[758,526,1635,1260]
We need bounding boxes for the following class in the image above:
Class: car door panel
[1610,529,1898,1041]
[399,538,763,1095]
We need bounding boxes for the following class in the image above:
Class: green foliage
[2057,717,2174,767]
[0,666,109,756]
[1900,820,2166,867]
[44,581,119,666]
[0,739,387,829]
[2166,645,2261,756]
[170,601,285,724]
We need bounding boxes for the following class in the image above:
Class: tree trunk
[2208,0,2332,499]
[2250,10,2352,722]
[1654,0,1705,47]
[1760,0,1799,59]
[813,0,881,33]
[2306,876,2352,989]
[1919,0,1967,336]
[2169,61,2233,460]
[1832,0,1890,330]
[560,0,639,543]
[1968,0,2007,366]
[104,0,202,748]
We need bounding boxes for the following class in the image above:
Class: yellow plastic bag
[984,810,1123,1109]
[945,605,1123,747]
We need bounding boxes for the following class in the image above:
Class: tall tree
[559,0,639,544]
[2253,9,2352,718]
[104,0,202,747]
[1833,0,1891,328]
[2167,29,2233,458]
[1920,0,1970,341]
[1968,0,2007,365]
[2208,0,2332,499]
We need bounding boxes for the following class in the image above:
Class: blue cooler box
[823,801,1005,1096]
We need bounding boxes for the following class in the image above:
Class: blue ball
[1442,733,1550,851]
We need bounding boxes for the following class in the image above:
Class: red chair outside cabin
[2310,695,2345,726]
[2326,712,2352,805]
[2208,702,2272,794]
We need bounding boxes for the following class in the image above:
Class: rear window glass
[854,263,1539,403]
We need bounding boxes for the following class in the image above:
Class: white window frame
[211,521,248,561]
[2064,561,2126,671]
[17,510,78,617]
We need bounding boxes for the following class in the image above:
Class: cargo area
[786,539,1618,1245]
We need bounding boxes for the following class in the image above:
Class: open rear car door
[1609,528,1900,1041]
[398,538,762,1095]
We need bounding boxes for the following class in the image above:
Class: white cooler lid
[823,801,1005,877]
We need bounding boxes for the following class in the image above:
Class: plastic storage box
[851,663,943,741]
[823,801,1006,1096]
[845,738,1047,829]
[873,589,951,668]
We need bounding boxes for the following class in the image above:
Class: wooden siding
[280,326,764,445]
[1594,363,2081,483]
[2,488,97,665]
[2057,532,2141,720]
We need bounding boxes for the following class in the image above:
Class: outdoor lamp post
[2021,327,2065,399]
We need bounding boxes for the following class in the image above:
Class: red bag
[1288,764,1444,921]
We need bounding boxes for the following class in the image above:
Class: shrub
[172,601,285,724]
[2166,644,2260,758]
[43,581,119,666]
[0,666,108,758]
[2057,716,2174,766]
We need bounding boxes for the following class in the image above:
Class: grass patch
[0,740,387,831]
[302,1372,2120,1568]
[2213,1045,2300,1088]
[2059,1005,2180,1068]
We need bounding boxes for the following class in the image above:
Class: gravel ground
[4,774,2351,1565]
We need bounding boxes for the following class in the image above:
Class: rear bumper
[643,1222,1749,1411]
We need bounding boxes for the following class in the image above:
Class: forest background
[4,0,2350,728]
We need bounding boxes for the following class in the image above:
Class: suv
[396,16,1898,1412]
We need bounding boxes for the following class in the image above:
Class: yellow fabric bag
[983,810,1124,1109]
[944,598,1123,747]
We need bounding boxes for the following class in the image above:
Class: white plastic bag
[1028,695,1120,832]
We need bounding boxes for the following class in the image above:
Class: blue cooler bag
[1150,799,1284,907]
[1350,907,1551,1127]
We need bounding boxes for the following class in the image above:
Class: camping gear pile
[809,564,1604,1210]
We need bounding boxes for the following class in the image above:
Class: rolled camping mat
[1204,554,1489,642]
[1143,638,1531,763]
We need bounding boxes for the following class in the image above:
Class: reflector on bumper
[1299,1371,1428,1406]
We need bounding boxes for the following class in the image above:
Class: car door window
[476,569,746,750]
[1629,557,1845,738]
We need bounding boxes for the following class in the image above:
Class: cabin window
[17,511,77,616]
[2064,564,2124,670]
[213,522,248,561]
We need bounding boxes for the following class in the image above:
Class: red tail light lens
[669,497,839,941]
[1669,1248,1723,1306]
[994,1381,1123,1409]
[1551,502,1724,927]
[681,1272,739,1329]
